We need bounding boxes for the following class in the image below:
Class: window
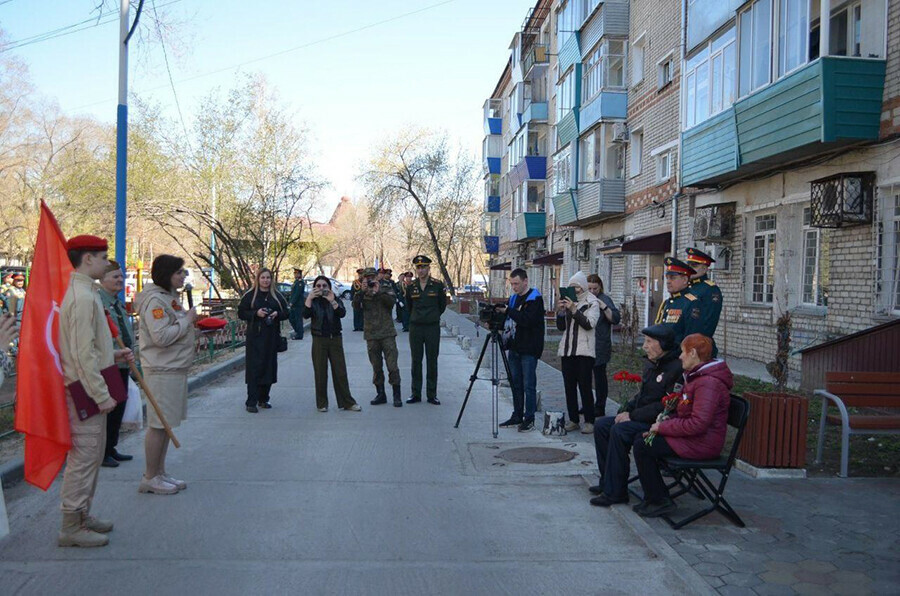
[778,0,809,77]
[657,54,674,89]
[580,132,596,182]
[684,27,736,128]
[582,0,601,23]
[557,0,578,47]
[583,40,626,103]
[739,0,772,97]
[631,34,645,85]
[752,214,776,303]
[656,151,672,183]
[557,71,577,120]
[801,207,829,306]
[554,148,571,195]
[629,129,643,177]
[578,125,624,183]
[877,188,900,314]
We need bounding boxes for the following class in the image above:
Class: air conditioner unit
[612,122,629,143]
[710,245,732,272]
[693,203,736,243]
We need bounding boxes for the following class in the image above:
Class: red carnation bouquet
[644,392,682,445]
[612,370,642,413]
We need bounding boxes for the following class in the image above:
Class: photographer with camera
[238,268,289,413]
[496,268,544,432]
[353,267,403,407]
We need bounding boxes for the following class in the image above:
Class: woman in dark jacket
[587,274,621,417]
[304,276,359,412]
[633,333,733,518]
[238,268,289,413]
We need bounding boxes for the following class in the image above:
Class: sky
[0,0,532,218]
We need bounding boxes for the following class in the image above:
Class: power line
[71,0,458,111]
[150,0,191,151]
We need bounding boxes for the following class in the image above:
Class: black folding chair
[657,394,750,529]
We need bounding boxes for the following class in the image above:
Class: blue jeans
[507,350,537,420]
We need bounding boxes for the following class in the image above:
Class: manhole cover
[497,447,577,464]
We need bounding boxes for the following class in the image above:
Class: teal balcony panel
[559,33,581,74]
[551,191,578,226]
[681,108,739,187]
[523,101,548,124]
[579,91,627,131]
[515,212,547,241]
[557,109,580,148]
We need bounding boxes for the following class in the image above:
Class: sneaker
[517,418,535,432]
[564,421,580,432]
[138,475,178,495]
[317,407,328,413]
[580,422,594,434]
[499,415,523,428]
[160,474,187,491]
[341,404,362,412]
[639,498,677,518]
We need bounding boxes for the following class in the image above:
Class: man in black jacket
[496,269,545,432]
[590,324,683,507]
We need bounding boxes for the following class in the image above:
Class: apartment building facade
[482,0,899,371]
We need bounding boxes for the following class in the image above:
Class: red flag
[14,201,74,490]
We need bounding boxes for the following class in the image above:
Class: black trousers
[561,355,595,424]
[634,434,677,503]
[104,368,129,457]
[246,383,272,407]
[593,416,652,499]
[593,363,609,417]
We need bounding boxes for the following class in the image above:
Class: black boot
[392,385,403,407]
[370,384,387,405]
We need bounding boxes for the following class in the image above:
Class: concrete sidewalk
[0,319,711,595]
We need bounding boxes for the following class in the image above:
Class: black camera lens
[367,281,376,288]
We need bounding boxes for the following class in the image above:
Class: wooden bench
[814,371,900,478]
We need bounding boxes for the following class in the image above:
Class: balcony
[522,101,548,124]
[484,195,500,213]
[483,235,499,254]
[557,109,580,148]
[523,44,549,78]
[559,32,581,73]
[514,212,546,242]
[507,155,547,189]
[579,90,627,131]
[681,57,887,188]
[484,117,502,136]
[551,179,625,226]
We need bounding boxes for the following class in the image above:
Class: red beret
[13,273,25,280]
[197,317,228,331]
[66,235,108,252]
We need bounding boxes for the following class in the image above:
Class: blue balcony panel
[508,155,547,189]
[523,101,548,124]
[483,235,499,254]
[486,157,501,175]
[484,195,500,213]
[579,91,627,131]
[486,117,502,135]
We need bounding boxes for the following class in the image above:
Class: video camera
[478,302,507,331]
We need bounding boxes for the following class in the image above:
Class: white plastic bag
[121,377,143,430]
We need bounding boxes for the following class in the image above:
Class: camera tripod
[454,327,514,438]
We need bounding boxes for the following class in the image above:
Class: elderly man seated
[590,324,683,507]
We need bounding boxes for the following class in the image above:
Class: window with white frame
[876,186,900,314]
[582,0,601,23]
[657,53,674,88]
[631,34,645,85]
[810,2,863,59]
[801,207,829,306]
[554,148,571,195]
[751,214,776,303]
[629,129,643,177]
[778,0,809,77]
[739,0,773,97]
[557,0,578,47]
[580,125,625,182]
[583,39,626,103]
[557,70,577,121]
[580,131,596,183]
[656,151,672,183]
[684,27,736,129]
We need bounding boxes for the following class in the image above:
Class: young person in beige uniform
[134,255,197,495]
[58,235,135,547]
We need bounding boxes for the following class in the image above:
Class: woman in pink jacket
[632,333,733,518]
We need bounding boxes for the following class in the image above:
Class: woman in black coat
[238,268,289,413]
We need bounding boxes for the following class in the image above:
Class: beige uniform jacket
[134,284,196,372]
[59,272,115,406]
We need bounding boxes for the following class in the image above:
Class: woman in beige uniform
[134,255,197,495]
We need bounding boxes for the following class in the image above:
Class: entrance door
[648,254,665,324]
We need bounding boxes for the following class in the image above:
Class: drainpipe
[673,0,687,258]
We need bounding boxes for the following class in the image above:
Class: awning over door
[489,262,512,271]
[532,251,563,266]
[619,232,671,254]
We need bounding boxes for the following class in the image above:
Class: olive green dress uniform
[405,256,446,403]
[353,272,401,389]
[685,247,723,357]
[654,257,702,347]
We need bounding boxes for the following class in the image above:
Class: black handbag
[277,334,288,353]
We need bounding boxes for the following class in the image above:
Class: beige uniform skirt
[144,370,189,429]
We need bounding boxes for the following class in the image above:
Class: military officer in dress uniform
[405,255,447,405]
[685,247,723,356]
[654,257,701,347]
[288,266,306,340]
[351,268,365,331]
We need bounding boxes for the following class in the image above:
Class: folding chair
[657,394,750,529]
